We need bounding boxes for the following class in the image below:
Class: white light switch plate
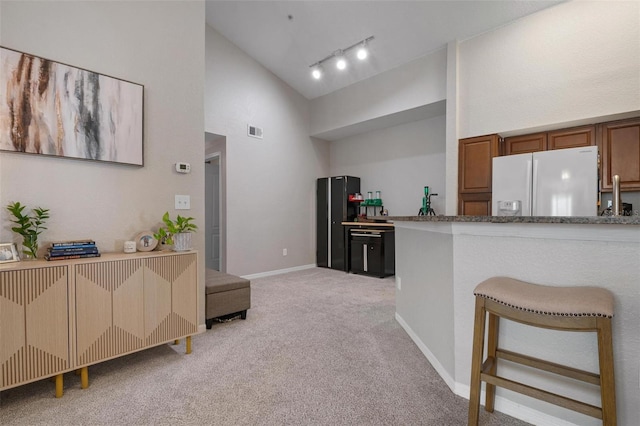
[175,195,190,210]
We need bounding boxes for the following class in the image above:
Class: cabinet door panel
[458,193,492,216]
[600,118,640,191]
[505,133,547,155]
[144,253,197,346]
[1,271,27,388]
[75,260,144,365]
[1,267,69,388]
[548,126,595,150]
[350,240,365,274]
[459,135,499,193]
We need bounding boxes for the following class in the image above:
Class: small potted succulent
[6,202,50,259]
[153,212,197,251]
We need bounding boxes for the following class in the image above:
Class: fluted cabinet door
[1,267,68,389]
[75,259,144,365]
[144,253,197,346]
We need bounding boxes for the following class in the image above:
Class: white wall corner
[445,40,459,216]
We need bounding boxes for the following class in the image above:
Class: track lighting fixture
[309,36,374,80]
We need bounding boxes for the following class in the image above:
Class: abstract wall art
[0,46,143,166]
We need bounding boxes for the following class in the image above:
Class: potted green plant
[6,202,50,259]
[154,212,197,251]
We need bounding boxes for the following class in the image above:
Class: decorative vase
[22,234,38,259]
[172,232,192,251]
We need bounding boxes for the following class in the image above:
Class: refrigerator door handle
[531,158,538,216]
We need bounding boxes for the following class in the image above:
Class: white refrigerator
[492,146,598,216]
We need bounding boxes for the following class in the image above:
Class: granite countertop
[385,215,640,225]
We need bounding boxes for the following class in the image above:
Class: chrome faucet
[612,175,622,216]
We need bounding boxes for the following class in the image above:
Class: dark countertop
[385,215,640,225]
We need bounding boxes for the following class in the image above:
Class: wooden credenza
[0,251,198,396]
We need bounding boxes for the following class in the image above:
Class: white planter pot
[172,233,192,251]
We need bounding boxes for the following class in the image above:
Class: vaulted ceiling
[205,1,564,100]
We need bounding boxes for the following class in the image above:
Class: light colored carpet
[0,267,529,425]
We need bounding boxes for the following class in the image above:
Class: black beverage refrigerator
[316,176,360,271]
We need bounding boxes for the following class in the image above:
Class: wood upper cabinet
[458,134,499,215]
[504,133,547,155]
[599,118,640,191]
[458,135,500,193]
[548,125,595,150]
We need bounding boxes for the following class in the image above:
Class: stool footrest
[496,349,601,386]
[480,371,603,419]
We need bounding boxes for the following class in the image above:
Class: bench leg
[240,310,247,320]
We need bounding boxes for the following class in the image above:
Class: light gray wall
[205,25,330,276]
[310,48,447,138]
[329,115,446,216]
[0,1,206,322]
[394,224,455,382]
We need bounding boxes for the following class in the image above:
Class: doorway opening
[205,132,226,271]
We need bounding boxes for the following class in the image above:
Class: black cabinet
[349,229,395,278]
[317,176,360,271]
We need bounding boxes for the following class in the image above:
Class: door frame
[205,152,222,271]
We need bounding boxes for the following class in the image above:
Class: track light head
[357,42,368,60]
[311,65,322,80]
[335,51,347,70]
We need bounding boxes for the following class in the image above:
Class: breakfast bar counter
[386,216,639,426]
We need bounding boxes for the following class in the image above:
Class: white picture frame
[0,243,20,263]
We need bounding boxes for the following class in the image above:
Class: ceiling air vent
[248,124,263,139]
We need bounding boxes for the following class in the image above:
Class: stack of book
[45,240,100,261]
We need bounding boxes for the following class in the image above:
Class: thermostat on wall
[175,162,191,173]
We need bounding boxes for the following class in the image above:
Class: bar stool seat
[468,277,616,425]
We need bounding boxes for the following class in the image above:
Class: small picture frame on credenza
[0,243,20,263]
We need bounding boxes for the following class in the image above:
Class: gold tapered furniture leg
[186,336,192,354]
[80,367,89,389]
[55,374,63,398]
[174,339,179,345]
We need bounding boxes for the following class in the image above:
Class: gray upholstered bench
[205,269,251,329]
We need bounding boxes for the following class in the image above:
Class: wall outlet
[282,248,287,256]
[396,276,401,290]
[175,195,190,210]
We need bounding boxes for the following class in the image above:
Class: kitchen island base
[392,219,638,426]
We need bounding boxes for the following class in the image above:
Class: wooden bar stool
[468,277,616,426]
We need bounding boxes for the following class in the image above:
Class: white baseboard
[241,263,316,280]
[395,312,581,426]
[395,313,456,392]
[454,383,582,426]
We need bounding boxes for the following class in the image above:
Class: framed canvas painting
[0,46,144,166]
